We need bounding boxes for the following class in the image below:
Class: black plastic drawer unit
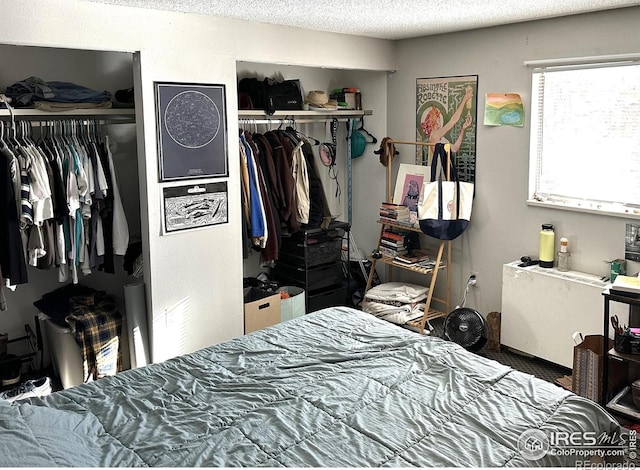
[272,262,343,292]
[307,284,349,313]
[279,232,343,268]
[272,220,351,314]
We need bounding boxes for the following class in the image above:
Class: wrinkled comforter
[0,306,620,467]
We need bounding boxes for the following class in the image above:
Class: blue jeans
[5,76,112,107]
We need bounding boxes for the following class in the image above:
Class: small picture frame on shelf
[393,163,430,223]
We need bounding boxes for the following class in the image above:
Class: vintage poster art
[162,182,228,233]
[416,75,478,184]
[156,82,228,181]
[484,93,524,127]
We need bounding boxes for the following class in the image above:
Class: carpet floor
[424,317,571,385]
[480,347,571,384]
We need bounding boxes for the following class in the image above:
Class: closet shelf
[0,108,136,121]
[238,109,372,123]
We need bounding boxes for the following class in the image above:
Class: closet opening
[236,60,387,314]
[0,43,144,391]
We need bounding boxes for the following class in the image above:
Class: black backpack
[263,78,303,115]
[238,77,303,115]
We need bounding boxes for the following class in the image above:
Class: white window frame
[526,53,640,219]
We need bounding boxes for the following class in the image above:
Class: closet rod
[239,118,355,125]
[0,118,135,126]
[388,139,439,147]
[0,108,135,122]
[0,117,135,124]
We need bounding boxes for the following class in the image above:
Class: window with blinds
[528,60,640,218]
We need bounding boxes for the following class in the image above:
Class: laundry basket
[277,286,306,322]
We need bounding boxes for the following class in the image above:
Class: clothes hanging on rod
[0,116,130,310]
[238,125,333,264]
[246,131,282,263]
[239,131,268,248]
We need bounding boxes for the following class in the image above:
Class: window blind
[529,61,640,217]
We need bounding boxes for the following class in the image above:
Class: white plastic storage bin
[39,314,83,389]
[277,286,306,322]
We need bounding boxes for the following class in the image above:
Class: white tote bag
[418,143,474,240]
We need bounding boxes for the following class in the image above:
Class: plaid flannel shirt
[65,291,122,383]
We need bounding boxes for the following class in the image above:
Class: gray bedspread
[0,306,620,467]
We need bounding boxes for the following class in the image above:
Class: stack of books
[392,250,432,267]
[379,229,408,258]
[611,275,640,297]
[379,202,411,226]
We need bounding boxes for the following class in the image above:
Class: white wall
[1,1,396,71]
[1,0,396,363]
[388,7,640,317]
[133,50,246,363]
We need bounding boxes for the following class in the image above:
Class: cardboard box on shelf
[243,287,281,334]
[329,91,361,110]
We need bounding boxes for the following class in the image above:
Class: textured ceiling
[83,0,640,39]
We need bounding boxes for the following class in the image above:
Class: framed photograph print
[393,163,430,226]
[155,82,228,181]
[162,182,228,234]
[416,75,478,185]
[392,163,431,213]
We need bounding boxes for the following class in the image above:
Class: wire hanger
[0,94,20,148]
[358,116,377,143]
[285,122,320,146]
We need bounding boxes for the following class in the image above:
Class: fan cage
[444,307,488,352]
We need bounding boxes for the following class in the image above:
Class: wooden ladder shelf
[364,138,452,334]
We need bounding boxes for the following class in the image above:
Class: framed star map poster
[155,82,228,181]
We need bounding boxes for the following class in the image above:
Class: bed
[0,306,621,467]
